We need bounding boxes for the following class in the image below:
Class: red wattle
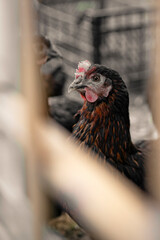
[85,88,98,103]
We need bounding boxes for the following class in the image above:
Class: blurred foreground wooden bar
[36,121,160,240]
[148,0,160,202]
[20,1,51,240]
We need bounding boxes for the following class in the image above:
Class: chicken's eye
[92,74,100,82]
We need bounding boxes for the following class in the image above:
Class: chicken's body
[49,96,82,132]
[69,61,146,190]
[73,97,145,190]
[35,35,82,132]
[35,35,66,97]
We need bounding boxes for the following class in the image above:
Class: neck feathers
[73,98,133,163]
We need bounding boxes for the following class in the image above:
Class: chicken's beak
[47,48,62,60]
[68,82,75,93]
[68,77,86,93]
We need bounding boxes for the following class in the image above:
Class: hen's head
[68,60,128,105]
[34,35,62,66]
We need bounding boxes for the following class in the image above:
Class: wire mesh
[37,0,154,94]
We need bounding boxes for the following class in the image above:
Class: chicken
[49,96,82,132]
[35,35,82,132]
[34,35,62,66]
[34,35,66,97]
[68,60,147,190]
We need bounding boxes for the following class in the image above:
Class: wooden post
[147,1,160,201]
[91,16,102,64]
[20,1,50,240]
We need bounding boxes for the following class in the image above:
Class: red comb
[75,60,91,79]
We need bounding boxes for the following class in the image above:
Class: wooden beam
[36,121,160,240]
[147,1,160,202]
[20,1,50,240]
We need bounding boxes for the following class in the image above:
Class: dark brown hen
[68,60,146,190]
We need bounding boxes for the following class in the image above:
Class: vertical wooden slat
[147,1,160,201]
[20,1,47,117]
[20,1,49,240]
